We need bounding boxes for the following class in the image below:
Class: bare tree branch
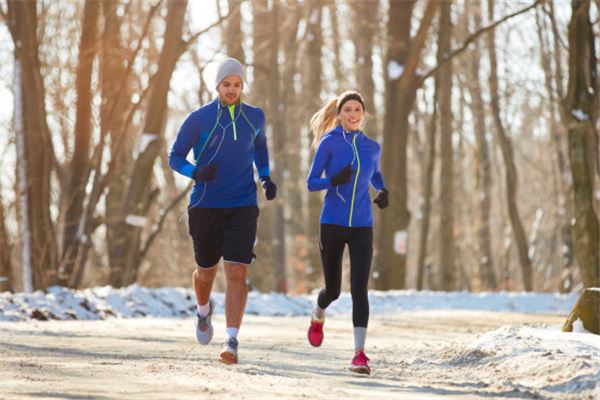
[420,0,544,83]
[178,5,237,55]
[138,182,192,264]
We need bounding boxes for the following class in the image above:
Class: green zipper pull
[228,105,237,141]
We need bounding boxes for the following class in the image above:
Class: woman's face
[338,99,364,132]
[218,76,243,105]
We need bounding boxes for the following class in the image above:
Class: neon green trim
[195,109,222,164]
[349,135,361,227]
[240,109,257,136]
[228,105,237,141]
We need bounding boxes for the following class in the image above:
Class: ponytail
[309,98,338,149]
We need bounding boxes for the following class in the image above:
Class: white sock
[226,327,239,339]
[197,303,210,317]
[354,327,367,351]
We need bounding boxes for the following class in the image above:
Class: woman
[306,90,388,375]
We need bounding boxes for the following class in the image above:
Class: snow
[432,324,600,397]
[571,109,590,121]
[125,214,148,227]
[0,285,581,322]
[1,286,598,399]
[138,132,160,154]
[387,60,404,80]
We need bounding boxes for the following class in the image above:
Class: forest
[0,0,598,294]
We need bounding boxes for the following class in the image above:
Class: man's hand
[193,164,217,182]
[261,176,277,200]
[374,188,389,209]
[331,164,353,186]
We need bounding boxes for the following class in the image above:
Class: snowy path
[1,311,598,399]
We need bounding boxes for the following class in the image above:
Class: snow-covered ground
[1,286,598,399]
[0,285,582,321]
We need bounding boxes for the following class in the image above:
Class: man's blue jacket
[169,98,270,208]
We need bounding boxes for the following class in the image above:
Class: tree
[467,0,496,290]
[352,1,379,140]
[110,0,188,287]
[267,0,287,292]
[225,0,244,62]
[437,0,456,291]
[0,192,12,292]
[59,0,100,287]
[486,0,533,291]
[7,0,58,290]
[375,0,437,289]
[564,0,599,288]
[304,0,324,290]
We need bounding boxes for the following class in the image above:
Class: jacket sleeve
[253,109,270,179]
[370,145,385,191]
[307,137,332,192]
[168,112,198,179]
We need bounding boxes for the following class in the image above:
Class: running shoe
[307,309,324,347]
[349,350,370,375]
[218,337,239,364]
[194,299,214,345]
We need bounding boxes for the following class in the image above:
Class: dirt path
[0,311,584,399]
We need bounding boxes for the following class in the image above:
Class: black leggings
[317,224,373,328]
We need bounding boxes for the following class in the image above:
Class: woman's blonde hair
[309,90,365,148]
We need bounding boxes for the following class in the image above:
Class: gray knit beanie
[215,57,245,89]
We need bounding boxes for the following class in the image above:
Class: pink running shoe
[349,351,370,375]
[307,315,324,347]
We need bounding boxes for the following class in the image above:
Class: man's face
[217,76,243,105]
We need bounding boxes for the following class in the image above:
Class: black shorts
[188,205,259,268]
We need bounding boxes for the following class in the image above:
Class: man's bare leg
[223,261,248,328]
[192,265,218,306]
[218,261,247,364]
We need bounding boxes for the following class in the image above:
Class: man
[169,57,277,364]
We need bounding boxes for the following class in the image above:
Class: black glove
[374,188,389,209]
[261,176,277,200]
[193,163,216,182]
[330,164,353,186]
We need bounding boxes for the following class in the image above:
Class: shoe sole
[349,366,371,375]
[218,351,238,365]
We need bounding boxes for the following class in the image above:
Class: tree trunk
[279,0,303,292]
[267,1,287,293]
[416,81,438,291]
[352,1,379,138]
[225,0,244,62]
[437,0,455,291]
[562,288,599,334]
[467,0,496,291]
[486,0,532,291]
[59,0,100,287]
[8,0,58,290]
[102,0,137,286]
[0,192,13,292]
[536,3,574,292]
[248,0,274,292]
[375,0,437,289]
[564,0,599,288]
[111,0,188,287]
[326,1,344,86]
[305,0,324,290]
